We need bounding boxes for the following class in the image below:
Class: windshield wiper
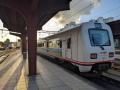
[99,45,104,50]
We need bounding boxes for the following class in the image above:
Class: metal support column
[27,17,37,76]
[21,33,27,59]
[21,34,26,53]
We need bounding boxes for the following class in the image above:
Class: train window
[38,43,41,47]
[89,29,111,46]
[59,40,62,48]
[49,41,53,47]
[49,41,52,43]
[56,40,59,45]
[67,38,71,49]
[42,43,44,47]
[114,39,120,49]
[56,40,62,48]
[47,41,49,48]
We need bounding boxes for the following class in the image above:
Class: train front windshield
[89,29,111,46]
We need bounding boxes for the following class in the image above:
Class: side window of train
[67,38,71,49]
[57,40,62,48]
[59,40,62,48]
[42,43,44,47]
[49,41,53,47]
[46,41,49,48]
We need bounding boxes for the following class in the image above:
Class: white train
[37,19,115,73]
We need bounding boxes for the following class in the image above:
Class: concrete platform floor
[0,51,103,90]
[22,55,101,90]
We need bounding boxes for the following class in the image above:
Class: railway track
[0,49,16,57]
[82,73,120,90]
[0,49,18,64]
[64,64,120,90]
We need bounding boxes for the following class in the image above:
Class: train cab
[77,20,115,72]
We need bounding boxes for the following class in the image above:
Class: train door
[62,40,66,57]
[66,38,72,58]
[62,38,72,58]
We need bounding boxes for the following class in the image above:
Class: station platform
[0,50,110,90]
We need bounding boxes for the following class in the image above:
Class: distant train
[37,18,115,73]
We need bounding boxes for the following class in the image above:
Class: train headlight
[109,52,114,57]
[90,53,97,59]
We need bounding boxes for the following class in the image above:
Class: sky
[0,0,120,41]
[80,0,120,22]
[0,21,19,42]
[42,0,120,38]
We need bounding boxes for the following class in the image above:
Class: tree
[4,38,11,48]
[4,39,10,44]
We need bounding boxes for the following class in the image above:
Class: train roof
[42,17,111,40]
[43,23,81,40]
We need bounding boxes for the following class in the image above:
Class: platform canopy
[0,0,71,33]
[107,20,120,36]
[0,0,72,76]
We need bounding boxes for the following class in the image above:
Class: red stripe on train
[45,53,114,66]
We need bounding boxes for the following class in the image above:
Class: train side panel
[71,29,79,60]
